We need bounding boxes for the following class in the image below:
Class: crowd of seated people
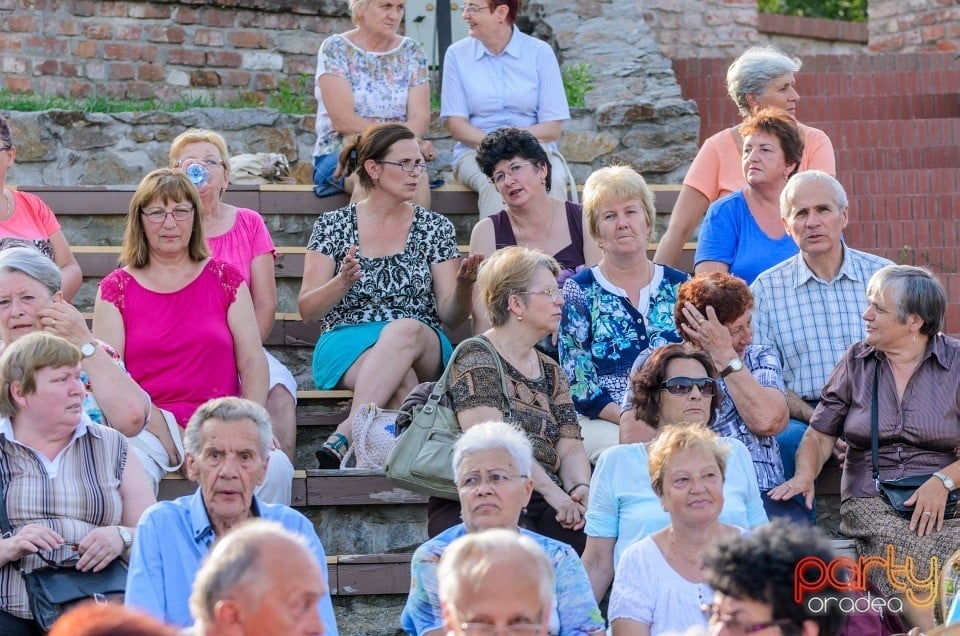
[3,10,960,633]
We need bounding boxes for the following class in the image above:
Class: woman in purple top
[168,129,298,463]
[468,127,600,337]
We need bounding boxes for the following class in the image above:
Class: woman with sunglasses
[581,343,766,603]
[299,123,481,467]
[558,166,688,462]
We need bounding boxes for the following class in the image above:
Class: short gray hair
[437,528,554,615]
[866,265,946,336]
[452,421,533,478]
[189,520,311,626]
[183,396,273,459]
[780,170,848,219]
[726,46,802,116]
[0,247,62,296]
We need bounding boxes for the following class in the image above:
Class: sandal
[315,433,349,469]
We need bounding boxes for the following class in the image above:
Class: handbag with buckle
[385,336,511,500]
[869,363,960,518]
[0,481,128,630]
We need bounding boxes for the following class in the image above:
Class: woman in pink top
[92,170,285,499]
[654,46,836,268]
[0,114,82,301]
[167,129,298,463]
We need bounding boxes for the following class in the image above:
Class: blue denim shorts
[312,152,345,197]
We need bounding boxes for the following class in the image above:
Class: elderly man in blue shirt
[124,397,338,634]
[441,0,573,218]
[751,170,892,481]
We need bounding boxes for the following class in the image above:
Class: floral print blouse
[559,264,688,418]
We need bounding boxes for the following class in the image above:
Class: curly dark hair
[631,343,720,428]
[475,127,553,193]
[740,106,804,178]
[675,272,754,341]
[704,519,847,636]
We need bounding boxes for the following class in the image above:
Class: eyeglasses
[703,605,793,634]
[459,623,542,634]
[141,206,194,224]
[462,3,493,15]
[517,287,562,302]
[660,376,717,396]
[176,157,223,169]
[376,159,428,175]
[457,472,528,490]
[491,162,533,186]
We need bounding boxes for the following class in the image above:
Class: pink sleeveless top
[99,260,244,427]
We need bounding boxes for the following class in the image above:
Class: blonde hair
[122,169,209,268]
[581,165,656,243]
[349,0,376,25]
[0,332,80,417]
[477,246,560,327]
[168,128,231,176]
[437,529,554,614]
[648,421,729,497]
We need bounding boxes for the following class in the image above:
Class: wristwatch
[719,357,744,378]
[117,526,133,553]
[80,342,97,358]
[933,471,956,491]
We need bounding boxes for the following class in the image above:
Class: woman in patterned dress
[300,124,481,468]
[558,165,688,462]
[312,0,434,207]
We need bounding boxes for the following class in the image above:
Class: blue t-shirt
[694,190,798,284]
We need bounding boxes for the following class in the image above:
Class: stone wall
[868,0,960,53]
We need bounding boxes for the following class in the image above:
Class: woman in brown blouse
[770,265,960,631]
[427,246,592,554]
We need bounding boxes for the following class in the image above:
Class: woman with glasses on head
[441,0,574,219]
[581,343,766,604]
[469,127,600,339]
[300,123,481,468]
[92,170,293,502]
[0,114,82,301]
[402,421,604,636]
[427,246,592,554]
[558,166,689,462]
[312,0,434,207]
[168,129,299,466]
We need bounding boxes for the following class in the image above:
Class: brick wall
[868,0,960,52]
[0,0,351,104]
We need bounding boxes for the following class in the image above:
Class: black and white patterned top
[306,203,460,335]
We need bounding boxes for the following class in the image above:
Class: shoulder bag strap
[426,336,511,413]
[870,360,881,491]
[0,478,13,538]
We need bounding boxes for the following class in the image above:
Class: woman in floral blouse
[559,166,688,462]
[299,124,480,468]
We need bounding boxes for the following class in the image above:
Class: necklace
[512,203,556,249]
[488,333,538,378]
[0,189,10,220]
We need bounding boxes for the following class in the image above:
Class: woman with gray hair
[311,0,434,206]
[402,421,604,636]
[426,246,592,553]
[770,265,960,631]
[654,45,836,268]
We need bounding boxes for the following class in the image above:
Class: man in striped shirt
[751,170,892,480]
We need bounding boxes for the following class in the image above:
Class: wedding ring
[698,319,705,325]
[923,511,931,516]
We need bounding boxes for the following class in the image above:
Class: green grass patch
[562,62,595,108]
[758,0,867,22]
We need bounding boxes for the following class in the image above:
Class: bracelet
[566,482,589,496]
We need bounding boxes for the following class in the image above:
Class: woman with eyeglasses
[558,166,689,462]
[609,423,747,636]
[581,343,766,604]
[299,123,481,468]
[427,246,592,554]
[402,421,604,636]
[0,332,155,634]
[441,0,574,219]
[469,128,600,352]
[0,114,82,302]
[168,129,299,469]
[312,0,434,207]
[622,272,800,523]
[93,169,279,492]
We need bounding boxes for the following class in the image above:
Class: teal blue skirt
[312,320,454,389]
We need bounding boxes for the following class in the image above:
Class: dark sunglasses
[660,376,717,396]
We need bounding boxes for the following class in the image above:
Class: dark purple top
[490,201,586,274]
